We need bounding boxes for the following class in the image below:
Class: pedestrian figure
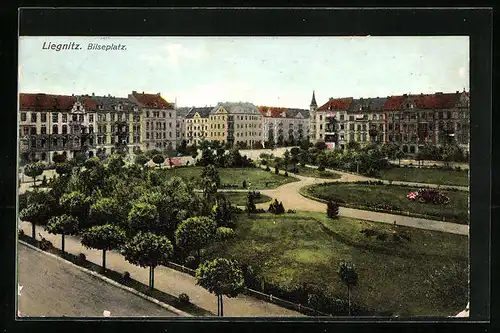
[394,220,397,225]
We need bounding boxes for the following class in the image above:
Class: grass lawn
[292,165,342,179]
[204,212,468,317]
[302,183,469,224]
[165,167,298,189]
[223,192,273,206]
[378,167,469,186]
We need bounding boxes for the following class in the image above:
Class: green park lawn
[223,192,273,206]
[165,167,298,189]
[292,165,342,179]
[378,167,469,186]
[302,183,469,224]
[204,212,468,317]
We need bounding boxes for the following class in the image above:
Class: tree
[122,231,173,289]
[59,191,91,225]
[52,152,67,164]
[175,216,217,263]
[212,195,235,228]
[19,203,48,240]
[24,162,44,187]
[246,191,257,214]
[338,261,358,316]
[441,143,464,168]
[395,150,406,166]
[215,227,235,241]
[346,141,361,151]
[81,224,127,272]
[327,201,339,219]
[55,163,72,176]
[135,154,149,166]
[315,141,328,151]
[152,154,164,168]
[199,165,220,206]
[84,157,102,169]
[46,214,79,254]
[107,154,125,174]
[128,202,160,233]
[89,197,124,227]
[283,150,291,170]
[196,258,245,316]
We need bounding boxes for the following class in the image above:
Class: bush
[39,238,52,251]
[178,293,190,304]
[274,167,279,175]
[268,199,285,214]
[287,209,296,214]
[261,159,267,165]
[327,201,339,219]
[78,253,87,262]
[121,271,131,282]
[265,166,271,172]
[242,180,247,188]
[318,165,325,172]
[284,171,288,177]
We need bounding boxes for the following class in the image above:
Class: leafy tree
[46,214,79,254]
[73,152,88,165]
[327,201,339,219]
[199,165,220,207]
[315,141,328,151]
[175,216,217,263]
[346,141,361,151]
[135,154,149,166]
[59,191,91,225]
[144,149,161,160]
[106,154,125,174]
[81,224,126,271]
[122,231,173,289]
[84,157,102,169]
[152,154,164,168]
[55,163,72,176]
[246,191,257,214]
[24,162,44,186]
[89,197,124,227]
[199,147,216,166]
[52,152,67,164]
[441,143,465,167]
[283,150,291,170]
[196,258,245,316]
[128,202,160,233]
[212,195,235,228]
[395,150,406,166]
[19,203,49,240]
[338,261,359,316]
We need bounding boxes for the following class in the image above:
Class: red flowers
[407,189,450,205]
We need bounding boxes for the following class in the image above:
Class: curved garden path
[245,166,469,236]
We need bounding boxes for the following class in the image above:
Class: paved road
[17,242,179,317]
[18,222,303,317]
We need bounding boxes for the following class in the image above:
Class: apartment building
[257,106,309,145]
[185,107,212,145]
[128,91,177,151]
[208,102,262,148]
[175,107,190,146]
[311,90,470,153]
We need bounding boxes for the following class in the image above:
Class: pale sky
[18,36,469,109]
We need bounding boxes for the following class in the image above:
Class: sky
[18,36,469,109]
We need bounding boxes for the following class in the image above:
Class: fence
[163,261,330,317]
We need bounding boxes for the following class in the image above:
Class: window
[52,125,58,134]
[40,113,47,122]
[340,114,345,121]
[62,125,67,134]
[349,116,354,121]
[31,113,37,123]
[319,115,323,121]
[349,124,354,131]
[79,114,84,122]
[89,125,94,134]
[21,113,27,121]
[40,126,46,134]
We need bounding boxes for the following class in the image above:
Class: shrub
[242,180,247,188]
[261,159,267,165]
[39,238,52,251]
[327,201,339,219]
[284,171,289,177]
[78,253,87,262]
[122,271,131,282]
[178,293,190,304]
[265,166,271,172]
[274,167,279,175]
[287,209,296,214]
[318,165,325,172]
[376,233,387,241]
[268,199,285,214]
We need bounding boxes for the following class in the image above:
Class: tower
[309,90,318,142]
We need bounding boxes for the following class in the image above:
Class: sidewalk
[18,221,303,317]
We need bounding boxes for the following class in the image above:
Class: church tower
[309,90,318,142]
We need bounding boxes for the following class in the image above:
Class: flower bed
[407,189,450,205]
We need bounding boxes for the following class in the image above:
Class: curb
[19,240,192,317]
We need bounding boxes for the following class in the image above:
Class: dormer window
[99,104,104,110]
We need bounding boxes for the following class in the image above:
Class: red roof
[131,91,173,109]
[20,93,99,111]
[409,92,461,109]
[257,106,289,117]
[318,97,353,111]
[383,95,405,110]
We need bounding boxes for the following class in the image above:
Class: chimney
[456,90,459,93]
[157,92,160,96]
[132,90,137,94]
[92,92,95,96]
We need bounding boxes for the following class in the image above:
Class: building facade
[311,90,470,153]
[257,106,309,145]
[208,102,262,148]
[185,107,212,146]
[175,107,190,146]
